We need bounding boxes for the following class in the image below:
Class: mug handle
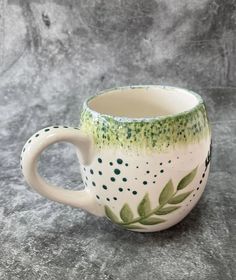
[21,126,103,216]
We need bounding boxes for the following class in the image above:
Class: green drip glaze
[79,102,210,152]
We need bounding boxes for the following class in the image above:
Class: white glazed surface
[81,137,211,232]
[21,86,211,232]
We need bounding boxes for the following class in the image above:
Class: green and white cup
[21,85,211,232]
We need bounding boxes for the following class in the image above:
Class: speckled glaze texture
[80,96,210,152]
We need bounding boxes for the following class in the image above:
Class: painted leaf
[105,206,120,223]
[159,180,174,205]
[121,224,145,230]
[138,193,151,217]
[155,206,180,215]
[177,167,198,190]
[168,191,193,204]
[140,217,165,225]
[120,203,134,223]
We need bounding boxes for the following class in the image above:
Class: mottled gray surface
[0,0,236,279]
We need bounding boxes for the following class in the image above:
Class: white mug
[21,85,211,232]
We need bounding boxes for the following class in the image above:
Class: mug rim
[83,85,204,123]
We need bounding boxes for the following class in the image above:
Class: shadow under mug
[21,85,211,232]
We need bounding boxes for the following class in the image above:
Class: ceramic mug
[21,85,211,232]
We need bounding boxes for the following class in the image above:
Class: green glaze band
[79,87,210,152]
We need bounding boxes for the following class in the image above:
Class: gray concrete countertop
[0,87,235,280]
[0,1,236,279]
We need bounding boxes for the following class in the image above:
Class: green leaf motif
[168,191,193,204]
[140,217,165,225]
[120,203,134,223]
[138,193,151,217]
[155,206,180,215]
[159,180,174,205]
[177,167,198,190]
[121,224,145,230]
[105,206,120,223]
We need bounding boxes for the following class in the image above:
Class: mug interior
[87,86,201,118]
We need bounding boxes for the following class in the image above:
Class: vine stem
[117,191,178,226]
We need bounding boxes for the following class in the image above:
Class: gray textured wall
[0,0,236,91]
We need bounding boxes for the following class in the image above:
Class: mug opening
[86,85,203,120]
